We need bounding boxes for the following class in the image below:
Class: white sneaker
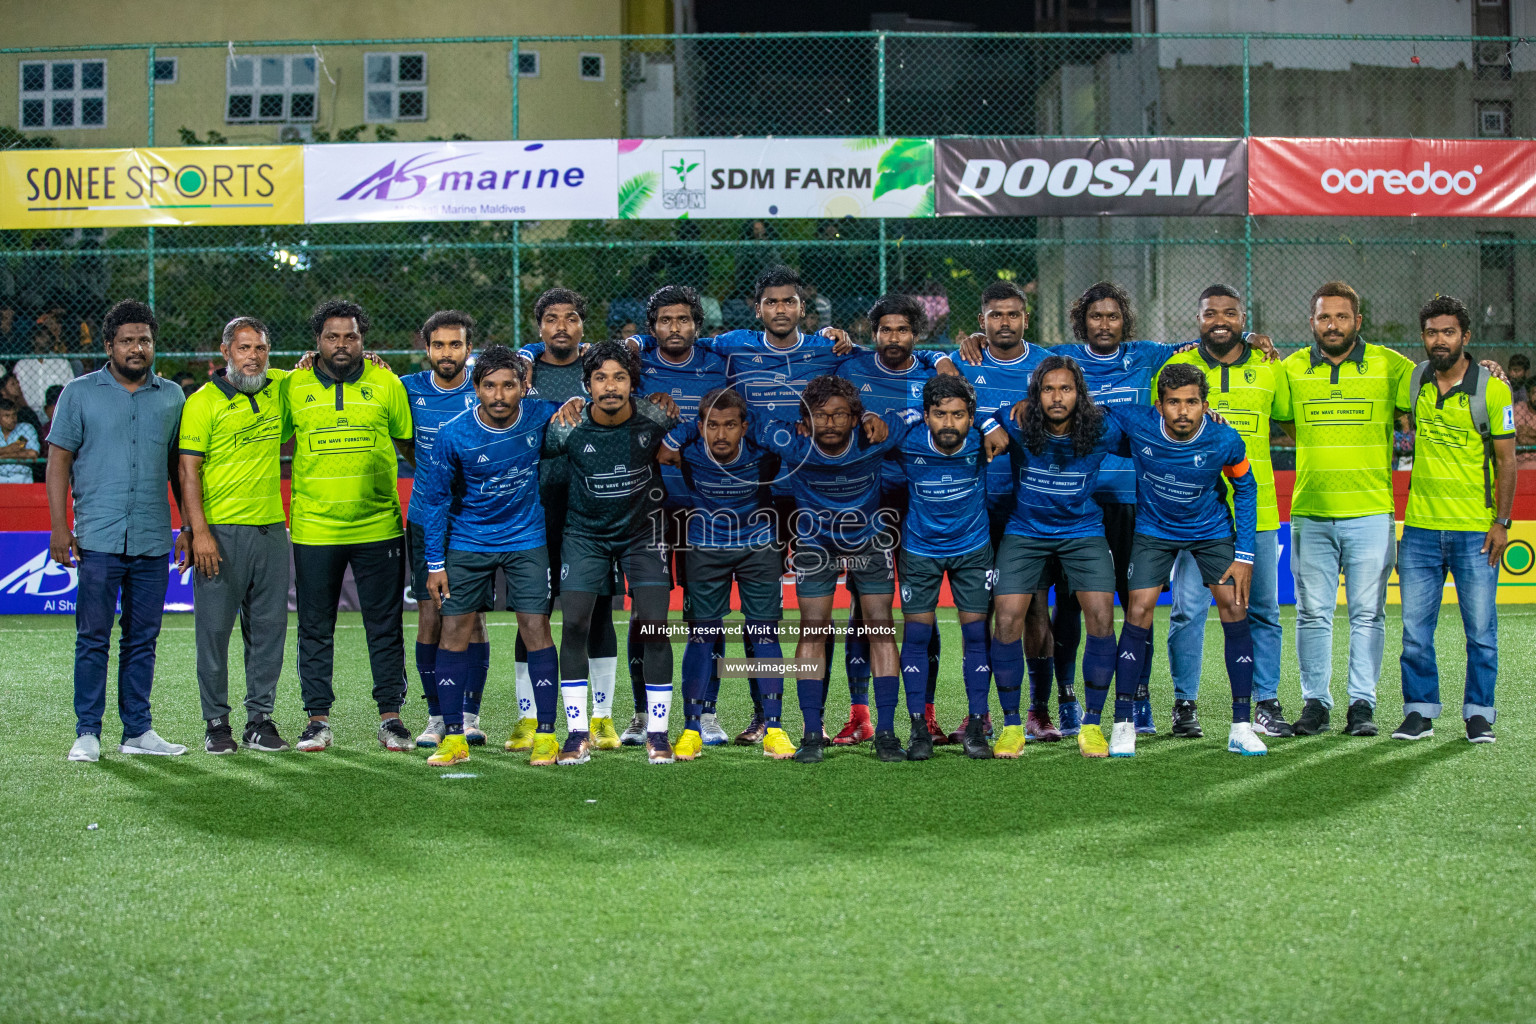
[1227,721,1268,756]
[415,716,445,748]
[463,712,487,746]
[619,714,647,746]
[68,734,100,762]
[699,712,730,746]
[120,729,187,756]
[1108,721,1137,758]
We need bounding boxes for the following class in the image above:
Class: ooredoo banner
[1248,137,1536,217]
[935,137,1247,216]
[303,140,617,222]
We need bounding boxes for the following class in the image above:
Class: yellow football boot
[992,724,1027,759]
[1077,722,1109,758]
[426,733,470,767]
[674,728,704,761]
[590,716,622,751]
[528,731,559,767]
[504,717,537,752]
[761,727,797,760]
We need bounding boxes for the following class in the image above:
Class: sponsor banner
[0,531,194,615]
[1249,137,1536,218]
[615,137,933,219]
[935,137,1246,216]
[304,140,617,223]
[0,146,302,229]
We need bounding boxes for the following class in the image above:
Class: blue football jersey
[996,404,1127,540]
[661,423,781,549]
[1052,340,1182,504]
[951,343,1048,517]
[1108,403,1257,563]
[414,400,559,569]
[633,338,730,508]
[838,350,949,494]
[894,422,997,558]
[402,369,479,522]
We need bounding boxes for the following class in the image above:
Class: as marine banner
[0,146,303,228]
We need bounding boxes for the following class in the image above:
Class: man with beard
[1391,295,1516,745]
[283,300,416,753]
[1155,286,1291,741]
[177,316,292,754]
[401,311,483,750]
[51,300,191,761]
[1273,281,1415,738]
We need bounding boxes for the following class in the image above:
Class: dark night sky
[694,0,1034,33]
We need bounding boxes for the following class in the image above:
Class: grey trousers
[193,523,291,722]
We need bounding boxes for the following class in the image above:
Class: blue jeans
[1292,514,1396,709]
[1397,526,1498,722]
[74,549,169,738]
[1168,530,1281,702]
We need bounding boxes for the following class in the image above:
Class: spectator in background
[173,371,199,398]
[1515,386,1536,469]
[1508,353,1529,403]
[802,281,833,325]
[12,329,76,417]
[613,320,639,342]
[0,305,25,355]
[699,295,723,334]
[802,306,822,335]
[0,374,43,433]
[733,219,781,298]
[37,383,64,480]
[0,398,40,484]
[1393,411,1415,470]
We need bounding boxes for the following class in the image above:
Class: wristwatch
[1493,517,1513,529]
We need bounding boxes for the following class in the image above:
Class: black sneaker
[961,715,994,759]
[1253,699,1294,738]
[1170,700,1203,738]
[873,730,907,762]
[204,716,237,755]
[793,731,826,764]
[378,717,414,751]
[242,717,290,751]
[1292,699,1331,736]
[906,714,934,761]
[1344,700,1378,737]
[1391,711,1434,741]
[1466,715,1496,744]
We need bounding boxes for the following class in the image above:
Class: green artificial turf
[1,606,1532,1023]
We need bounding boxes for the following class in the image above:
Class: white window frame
[18,59,107,130]
[511,49,541,78]
[579,52,606,82]
[225,54,318,125]
[152,57,178,84]
[364,51,428,124]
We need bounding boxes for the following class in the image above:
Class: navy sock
[991,637,1025,727]
[1223,618,1255,723]
[798,676,825,736]
[1134,625,1153,703]
[747,620,782,726]
[528,645,559,732]
[464,640,490,715]
[1027,656,1053,711]
[1051,597,1081,699]
[873,674,900,732]
[683,621,721,731]
[900,620,934,716]
[1082,633,1116,726]
[704,637,725,709]
[1114,623,1150,723]
[962,620,991,717]
[628,619,646,711]
[925,629,941,704]
[435,646,472,733]
[821,638,838,714]
[846,611,870,705]
[415,641,440,717]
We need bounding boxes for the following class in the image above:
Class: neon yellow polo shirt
[178,367,289,525]
[1273,341,1414,519]
[1402,362,1515,532]
[1156,342,1289,532]
[282,362,413,545]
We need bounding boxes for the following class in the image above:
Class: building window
[579,52,605,82]
[365,52,428,123]
[1478,101,1511,137]
[226,54,317,124]
[512,50,540,78]
[153,58,178,84]
[19,59,107,129]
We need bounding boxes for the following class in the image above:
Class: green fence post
[877,33,888,300]
[1242,35,1252,316]
[511,37,520,139]
[512,221,521,345]
[146,46,156,308]
[146,45,155,146]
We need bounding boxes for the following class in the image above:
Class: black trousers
[293,537,407,716]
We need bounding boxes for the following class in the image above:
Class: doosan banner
[615,137,934,219]
[935,137,1247,216]
[1248,137,1536,217]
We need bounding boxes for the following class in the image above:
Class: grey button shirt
[48,367,185,557]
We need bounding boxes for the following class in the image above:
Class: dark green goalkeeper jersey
[542,398,679,543]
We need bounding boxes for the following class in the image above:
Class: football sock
[798,675,826,736]
[628,618,646,712]
[562,680,590,735]
[464,640,490,715]
[434,646,471,734]
[528,645,558,733]
[1134,625,1153,703]
[1082,632,1116,726]
[1051,596,1081,698]
[1223,618,1255,723]
[514,657,534,722]
[746,619,782,725]
[925,628,941,704]
[845,613,870,706]
[1114,622,1150,723]
[873,674,900,732]
[645,684,671,735]
[589,656,617,720]
[704,636,725,709]
[962,620,991,717]
[900,620,934,716]
[1027,656,1053,711]
[990,637,1025,727]
[414,641,440,717]
[682,622,722,731]
[821,638,837,714]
